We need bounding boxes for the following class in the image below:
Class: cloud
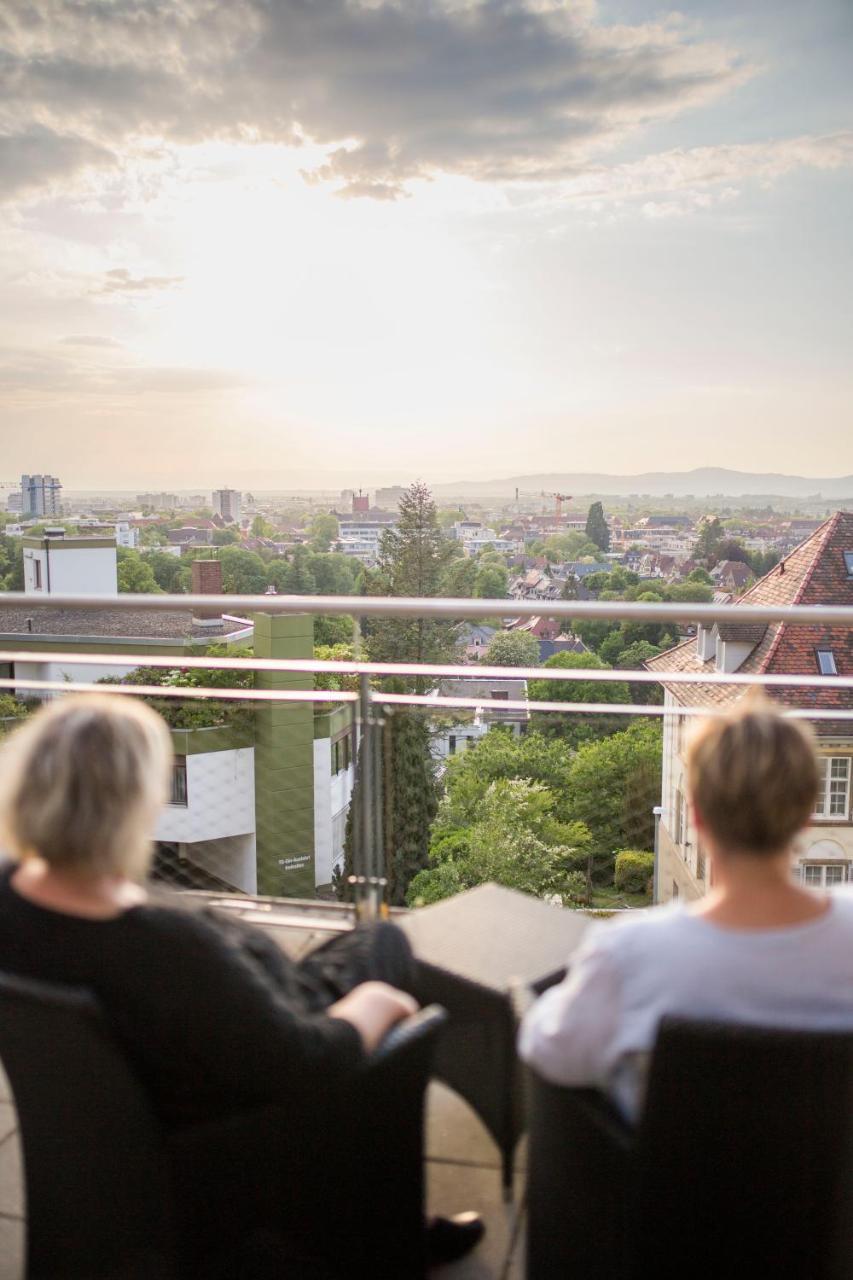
[0,346,242,395]
[95,268,184,295]
[0,0,752,201]
[559,130,853,214]
[0,126,115,199]
[58,334,124,348]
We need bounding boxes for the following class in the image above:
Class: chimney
[191,558,224,624]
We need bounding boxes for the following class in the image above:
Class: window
[448,735,456,756]
[696,844,706,882]
[802,864,847,889]
[169,760,188,806]
[674,788,685,846]
[33,559,42,589]
[331,732,352,776]
[816,650,838,676]
[844,551,853,577]
[814,757,852,820]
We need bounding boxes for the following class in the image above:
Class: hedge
[614,850,655,894]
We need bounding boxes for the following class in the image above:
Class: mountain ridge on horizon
[431,466,853,500]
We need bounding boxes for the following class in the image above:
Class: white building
[336,514,398,566]
[21,474,62,518]
[22,530,118,597]
[212,488,242,524]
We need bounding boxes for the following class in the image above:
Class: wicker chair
[527,1016,853,1280]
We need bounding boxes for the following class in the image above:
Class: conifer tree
[585,501,610,552]
[342,482,449,903]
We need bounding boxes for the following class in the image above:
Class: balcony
[0,587,851,1276]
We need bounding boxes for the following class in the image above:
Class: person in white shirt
[519,693,853,1122]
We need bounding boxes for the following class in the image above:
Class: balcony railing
[1,590,852,910]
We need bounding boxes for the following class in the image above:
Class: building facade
[21,474,62,518]
[211,488,242,524]
[648,512,853,902]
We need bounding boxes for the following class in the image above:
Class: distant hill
[432,467,853,500]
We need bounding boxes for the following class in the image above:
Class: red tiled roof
[647,511,853,715]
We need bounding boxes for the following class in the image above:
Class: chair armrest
[370,1004,447,1065]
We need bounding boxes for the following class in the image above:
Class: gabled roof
[647,511,853,715]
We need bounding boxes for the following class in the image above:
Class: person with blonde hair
[520,693,853,1120]
[0,693,484,1270]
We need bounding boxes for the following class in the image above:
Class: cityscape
[1,0,852,1275]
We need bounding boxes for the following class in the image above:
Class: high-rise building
[21,474,62,517]
[211,488,241,524]
[136,492,179,510]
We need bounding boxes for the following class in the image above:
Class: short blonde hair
[686,694,819,857]
[0,694,172,879]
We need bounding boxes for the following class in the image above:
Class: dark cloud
[0,0,750,200]
[0,126,115,198]
[95,269,184,295]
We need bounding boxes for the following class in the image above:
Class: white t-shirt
[518,891,853,1122]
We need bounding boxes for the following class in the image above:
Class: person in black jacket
[0,692,484,1269]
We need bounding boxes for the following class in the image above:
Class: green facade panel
[252,612,316,898]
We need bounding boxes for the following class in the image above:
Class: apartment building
[211,488,242,524]
[648,512,853,901]
[21,474,62,518]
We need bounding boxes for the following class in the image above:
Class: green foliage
[687,567,713,585]
[485,629,540,668]
[251,515,276,539]
[100,644,255,731]
[666,581,713,604]
[563,721,662,863]
[694,517,723,561]
[384,710,439,904]
[212,528,241,545]
[0,532,23,591]
[585,501,610,552]
[440,556,478,597]
[308,512,339,552]
[145,550,188,593]
[314,643,359,693]
[408,777,592,906]
[217,546,269,593]
[614,639,664,706]
[474,563,508,599]
[432,728,576,832]
[117,549,161,593]
[614,850,655,893]
[314,614,356,646]
[529,651,630,746]
[0,694,30,721]
[363,481,454,668]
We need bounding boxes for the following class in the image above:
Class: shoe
[426,1212,486,1267]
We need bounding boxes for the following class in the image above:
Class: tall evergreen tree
[363,481,455,669]
[585,501,610,552]
[342,482,449,903]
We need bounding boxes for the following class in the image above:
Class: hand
[329,981,419,1054]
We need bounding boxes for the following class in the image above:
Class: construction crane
[541,491,573,525]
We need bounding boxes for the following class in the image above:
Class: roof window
[844,551,853,577]
[817,649,838,676]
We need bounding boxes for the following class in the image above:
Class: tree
[407,778,592,906]
[585,502,610,552]
[363,481,454,668]
[346,482,451,904]
[117,550,161,593]
[217,546,268,593]
[485,630,540,667]
[308,512,339,552]
[563,721,662,868]
[440,555,478,598]
[695,517,723,561]
[529,651,630,746]
[666,581,713,604]
[146,550,188,593]
[614,639,664,706]
[212,528,240,546]
[434,728,577,832]
[251,515,276,539]
[474,563,508,599]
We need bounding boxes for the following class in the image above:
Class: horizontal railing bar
[1,648,852,691]
[3,677,851,721]
[3,591,853,627]
[0,678,357,704]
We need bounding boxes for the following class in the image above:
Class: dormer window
[845,551,853,578]
[817,649,838,676]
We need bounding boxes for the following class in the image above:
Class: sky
[1,0,852,491]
